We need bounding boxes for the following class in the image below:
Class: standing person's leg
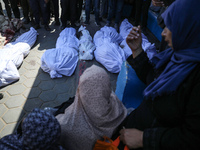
[84,0,91,24]
[52,0,60,25]
[39,0,51,31]
[76,0,83,22]
[27,0,34,24]
[21,0,30,23]
[0,2,4,15]
[29,0,40,28]
[70,0,77,27]
[114,0,124,31]
[106,0,114,26]
[9,0,20,18]
[60,0,68,28]
[141,0,151,34]
[3,0,12,19]
[134,0,143,26]
[94,0,100,25]
[99,0,107,18]
[46,0,50,23]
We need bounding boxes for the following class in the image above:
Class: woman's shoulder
[186,63,200,86]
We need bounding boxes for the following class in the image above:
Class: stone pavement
[0,9,120,138]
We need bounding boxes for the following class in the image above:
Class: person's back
[56,65,127,150]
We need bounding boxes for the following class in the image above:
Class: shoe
[54,20,60,26]
[0,93,3,100]
[114,23,119,32]
[43,107,58,115]
[60,25,66,30]
[34,24,41,30]
[105,22,111,27]
[75,20,80,26]
[30,18,35,26]
[23,17,30,24]
[84,20,89,25]
[95,21,101,27]
[40,18,44,25]
[44,25,51,31]
[71,23,77,28]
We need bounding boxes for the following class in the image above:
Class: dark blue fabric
[0,108,65,150]
[144,0,200,100]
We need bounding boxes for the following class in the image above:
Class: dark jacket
[117,51,200,150]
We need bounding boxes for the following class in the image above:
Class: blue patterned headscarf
[0,108,65,150]
[144,0,200,100]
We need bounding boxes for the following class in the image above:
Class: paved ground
[0,8,121,138]
[0,2,160,138]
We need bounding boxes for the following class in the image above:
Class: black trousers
[20,0,33,19]
[77,0,83,21]
[29,0,49,25]
[134,0,151,28]
[0,2,4,15]
[61,0,78,26]
[3,0,20,19]
[51,0,59,21]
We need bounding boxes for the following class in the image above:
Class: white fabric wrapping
[119,19,157,59]
[41,47,78,78]
[2,42,31,68]
[56,27,79,49]
[78,25,95,60]
[100,26,123,44]
[0,27,38,87]
[12,27,38,48]
[0,60,20,87]
[41,27,79,78]
[94,27,125,73]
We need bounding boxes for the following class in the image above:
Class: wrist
[132,46,143,58]
[139,131,144,147]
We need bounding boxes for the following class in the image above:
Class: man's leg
[3,0,12,19]
[9,0,20,18]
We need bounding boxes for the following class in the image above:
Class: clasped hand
[119,128,143,149]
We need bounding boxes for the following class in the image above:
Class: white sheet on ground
[119,19,157,60]
[41,27,79,78]
[94,26,125,73]
[0,27,38,87]
[78,25,95,60]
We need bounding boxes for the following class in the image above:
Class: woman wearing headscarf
[0,108,65,150]
[56,65,127,150]
[114,0,200,149]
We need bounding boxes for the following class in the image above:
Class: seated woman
[56,65,127,150]
[0,108,64,150]
[114,0,200,149]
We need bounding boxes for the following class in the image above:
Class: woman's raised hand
[126,26,143,58]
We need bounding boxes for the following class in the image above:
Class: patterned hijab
[0,108,64,150]
[56,65,127,150]
[144,0,200,100]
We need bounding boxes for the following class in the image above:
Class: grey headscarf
[56,65,127,150]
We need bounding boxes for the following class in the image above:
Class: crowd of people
[1,0,200,149]
[0,0,161,32]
